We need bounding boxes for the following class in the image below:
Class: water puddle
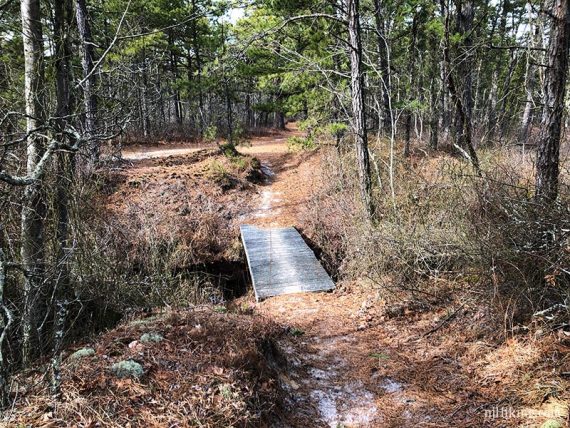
[260,162,275,178]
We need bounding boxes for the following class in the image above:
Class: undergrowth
[304,139,570,330]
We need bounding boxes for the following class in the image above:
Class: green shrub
[287,135,315,151]
[204,125,218,143]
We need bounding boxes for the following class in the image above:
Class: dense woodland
[0,0,570,423]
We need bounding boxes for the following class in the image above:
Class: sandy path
[122,128,383,426]
[234,130,383,427]
[121,142,216,160]
[241,134,321,227]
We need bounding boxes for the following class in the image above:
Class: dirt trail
[235,129,384,427]
[118,128,511,427]
[238,130,320,228]
[122,141,217,160]
[121,127,385,426]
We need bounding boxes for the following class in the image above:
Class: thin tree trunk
[496,51,518,143]
[429,71,439,151]
[486,0,510,144]
[245,89,253,129]
[225,80,234,147]
[20,0,46,365]
[75,0,98,163]
[373,0,391,135]
[0,247,14,408]
[273,84,285,129]
[168,32,182,126]
[535,0,570,201]
[454,0,475,145]
[404,14,419,158]
[52,0,74,395]
[141,57,150,138]
[519,22,538,146]
[191,0,204,136]
[347,0,374,217]
[186,47,195,130]
[443,0,481,174]
[440,44,450,142]
[487,71,499,143]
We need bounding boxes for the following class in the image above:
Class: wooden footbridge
[240,225,335,301]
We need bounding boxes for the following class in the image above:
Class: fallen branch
[423,304,465,337]
[533,303,569,320]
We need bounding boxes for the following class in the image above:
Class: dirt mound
[104,149,264,265]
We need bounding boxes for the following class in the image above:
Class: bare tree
[75,0,98,163]
[20,0,47,364]
[535,0,570,201]
[347,0,374,217]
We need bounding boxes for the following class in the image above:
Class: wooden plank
[240,224,335,301]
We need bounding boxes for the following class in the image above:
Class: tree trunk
[429,72,439,151]
[225,79,234,148]
[519,20,540,146]
[535,0,570,201]
[168,32,182,126]
[141,57,150,138]
[245,89,253,129]
[440,47,450,142]
[0,247,14,408]
[273,84,286,130]
[454,0,475,144]
[273,81,286,129]
[373,0,391,135]
[347,0,374,218]
[75,0,98,163]
[486,0,510,144]
[404,14,419,158]
[443,0,481,174]
[20,0,46,365]
[191,0,204,136]
[52,0,74,395]
[496,51,518,143]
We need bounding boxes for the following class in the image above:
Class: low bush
[304,139,570,328]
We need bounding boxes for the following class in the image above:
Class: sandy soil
[122,142,217,160]
[240,135,322,227]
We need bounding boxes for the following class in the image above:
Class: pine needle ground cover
[4,309,285,427]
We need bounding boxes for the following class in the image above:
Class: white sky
[228,7,245,23]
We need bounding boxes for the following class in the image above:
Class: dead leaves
[4,309,284,427]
